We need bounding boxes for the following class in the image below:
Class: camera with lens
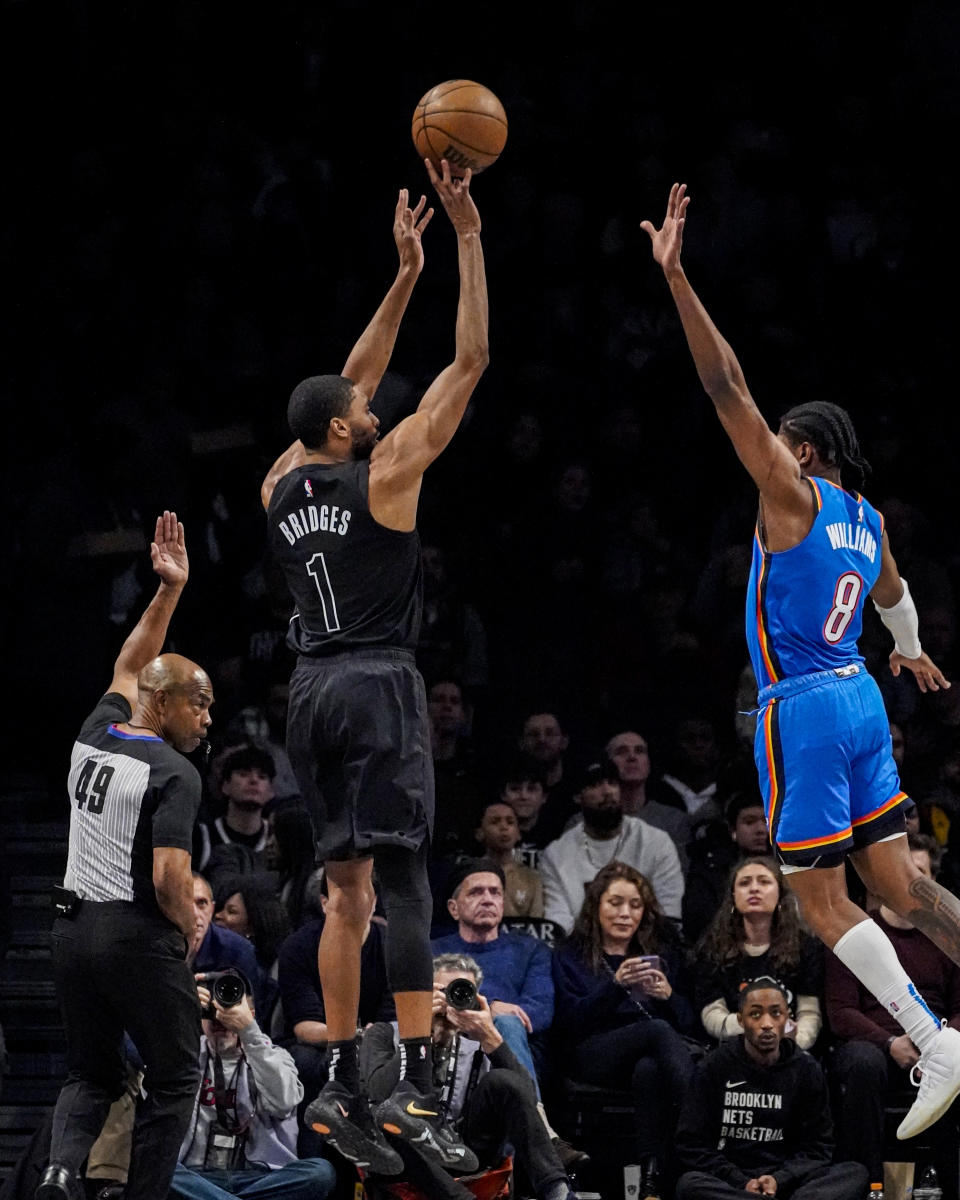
[197,968,250,1019]
[443,976,480,1011]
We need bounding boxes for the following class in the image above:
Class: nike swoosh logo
[726,1080,746,1088]
[406,1101,439,1117]
[337,1102,349,1118]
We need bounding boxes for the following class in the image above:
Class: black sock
[328,1037,360,1093]
[399,1036,432,1093]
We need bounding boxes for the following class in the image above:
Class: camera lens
[444,977,478,1011]
[213,973,245,1008]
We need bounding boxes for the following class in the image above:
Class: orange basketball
[412,80,508,176]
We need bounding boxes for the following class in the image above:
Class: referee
[38,512,213,1200]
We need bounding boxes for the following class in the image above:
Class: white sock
[833,919,942,1052]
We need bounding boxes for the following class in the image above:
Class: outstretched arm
[341,187,433,396]
[641,184,808,517]
[369,159,488,522]
[870,533,950,692]
[107,511,188,708]
[260,189,433,510]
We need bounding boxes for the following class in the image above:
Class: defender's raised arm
[641,183,809,523]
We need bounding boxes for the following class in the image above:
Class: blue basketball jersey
[746,477,885,689]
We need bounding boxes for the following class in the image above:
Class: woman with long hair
[265,804,324,930]
[552,861,698,1200]
[693,856,823,1050]
[214,871,292,1034]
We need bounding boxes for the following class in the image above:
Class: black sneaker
[373,1079,479,1174]
[304,1080,403,1175]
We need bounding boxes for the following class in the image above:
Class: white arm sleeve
[873,576,922,659]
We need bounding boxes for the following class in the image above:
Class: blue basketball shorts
[753,665,908,868]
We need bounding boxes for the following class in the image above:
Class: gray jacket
[178,1022,302,1171]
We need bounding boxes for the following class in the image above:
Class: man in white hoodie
[539,758,685,932]
[170,974,336,1200]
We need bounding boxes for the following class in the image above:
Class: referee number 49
[74,758,115,814]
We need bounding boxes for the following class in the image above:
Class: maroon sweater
[825,910,960,1047]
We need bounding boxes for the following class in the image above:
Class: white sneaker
[897,1026,960,1139]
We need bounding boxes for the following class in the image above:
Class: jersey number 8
[823,572,863,644]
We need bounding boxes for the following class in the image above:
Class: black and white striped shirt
[64,693,201,914]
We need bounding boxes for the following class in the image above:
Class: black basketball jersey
[267,460,423,655]
[65,692,201,914]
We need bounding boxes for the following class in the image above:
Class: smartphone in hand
[638,955,662,973]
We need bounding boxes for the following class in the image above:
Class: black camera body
[444,976,480,1011]
[197,968,250,1019]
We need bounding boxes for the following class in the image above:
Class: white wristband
[873,577,922,660]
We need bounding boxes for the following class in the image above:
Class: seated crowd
[26,702,960,1200]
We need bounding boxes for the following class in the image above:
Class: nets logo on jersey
[305,479,314,499]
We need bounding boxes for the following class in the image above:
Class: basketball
[412,80,508,176]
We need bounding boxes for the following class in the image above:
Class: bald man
[38,513,214,1200]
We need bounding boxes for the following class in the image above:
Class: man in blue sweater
[431,859,587,1172]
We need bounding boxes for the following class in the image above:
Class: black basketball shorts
[287,648,434,861]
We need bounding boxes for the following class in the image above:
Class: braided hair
[779,401,871,491]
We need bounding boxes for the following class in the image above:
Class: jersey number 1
[824,572,863,643]
[306,553,341,633]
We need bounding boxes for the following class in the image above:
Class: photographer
[170,972,336,1200]
[360,954,576,1200]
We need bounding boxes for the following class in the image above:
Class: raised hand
[394,187,434,274]
[150,510,188,589]
[424,158,481,236]
[640,182,690,273]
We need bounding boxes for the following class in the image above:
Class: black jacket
[675,1035,834,1191]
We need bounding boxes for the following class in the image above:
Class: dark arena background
[2,0,960,1187]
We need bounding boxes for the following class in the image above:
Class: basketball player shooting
[641,182,960,1138]
[260,159,487,1174]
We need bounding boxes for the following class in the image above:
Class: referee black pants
[50,902,201,1200]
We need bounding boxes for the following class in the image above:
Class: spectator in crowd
[674,977,867,1200]
[432,861,553,1064]
[551,861,699,1200]
[693,858,823,1052]
[170,974,336,1200]
[682,791,771,946]
[518,709,578,829]
[825,832,960,1196]
[222,678,302,807]
[428,677,485,862]
[194,746,276,878]
[540,758,685,931]
[264,804,324,932]
[604,729,693,867]
[190,872,270,1021]
[417,543,490,697]
[213,872,292,1033]
[472,801,545,919]
[361,953,578,1200]
[275,874,395,1145]
[498,755,563,869]
[653,715,725,833]
[430,860,585,1171]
